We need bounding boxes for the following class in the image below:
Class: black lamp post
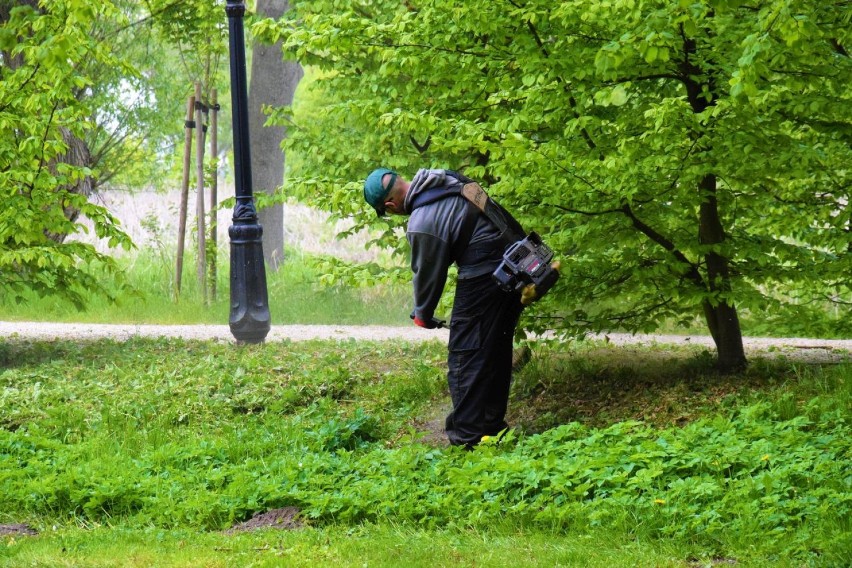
[226,0,270,343]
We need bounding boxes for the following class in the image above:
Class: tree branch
[830,38,848,57]
[362,41,492,58]
[113,0,185,39]
[553,204,623,216]
[0,63,42,114]
[408,134,431,154]
[604,73,681,85]
[36,102,60,174]
[620,202,705,288]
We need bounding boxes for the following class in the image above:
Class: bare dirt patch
[406,400,452,447]
[506,341,851,433]
[224,507,303,534]
[0,524,37,536]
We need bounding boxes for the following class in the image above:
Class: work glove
[410,312,446,329]
[520,260,561,306]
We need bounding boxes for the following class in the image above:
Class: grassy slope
[0,337,849,567]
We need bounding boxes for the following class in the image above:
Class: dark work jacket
[404,169,519,322]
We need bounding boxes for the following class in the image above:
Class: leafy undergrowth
[507,341,851,432]
[0,338,850,567]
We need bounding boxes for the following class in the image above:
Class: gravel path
[0,321,446,343]
[1,321,849,362]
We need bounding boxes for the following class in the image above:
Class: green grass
[2,524,697,568]
[1,338,850,567]
[0,248,412,326]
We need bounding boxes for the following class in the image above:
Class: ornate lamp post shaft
[226,0,270,343]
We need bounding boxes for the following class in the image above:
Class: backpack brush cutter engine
[492,232,559,302]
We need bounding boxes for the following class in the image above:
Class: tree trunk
[680,25,747,371]
[248,0,303,271]
[698,174,747,371]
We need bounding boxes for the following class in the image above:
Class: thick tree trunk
[680,25,747,371]
[698,174,747,371]
[0,1,38,22]
[248,0,303,271]
[44,129,94,244]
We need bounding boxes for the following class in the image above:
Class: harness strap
[460,182,524,242]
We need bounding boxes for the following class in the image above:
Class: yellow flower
[481,435,491,442]
[761,454,770,461]
[654,499,666,505]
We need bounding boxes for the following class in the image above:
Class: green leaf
[610,85,629,106]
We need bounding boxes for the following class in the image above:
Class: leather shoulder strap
[460,182,525,242]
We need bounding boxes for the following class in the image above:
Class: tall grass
[1,247,412,326]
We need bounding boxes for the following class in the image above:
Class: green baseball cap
[363,167,398,216]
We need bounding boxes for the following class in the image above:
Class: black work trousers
[444,272,524,447]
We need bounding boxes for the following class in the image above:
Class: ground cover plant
[0,337,849,567]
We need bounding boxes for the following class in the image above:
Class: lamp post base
[229,222,271,343]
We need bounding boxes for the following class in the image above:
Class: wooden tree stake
[209,88,219,302]
[175,94,195,298]
[195,82,208,305]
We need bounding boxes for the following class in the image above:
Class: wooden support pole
[209,88,219,301]
[175,94,195,298]
[195,82,208,305]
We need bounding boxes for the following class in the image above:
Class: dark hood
[403,169,452,214]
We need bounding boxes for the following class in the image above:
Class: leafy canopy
[258,0,851,338]
[0,1,132,307]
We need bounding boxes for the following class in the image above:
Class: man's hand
[411,313,446,329]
